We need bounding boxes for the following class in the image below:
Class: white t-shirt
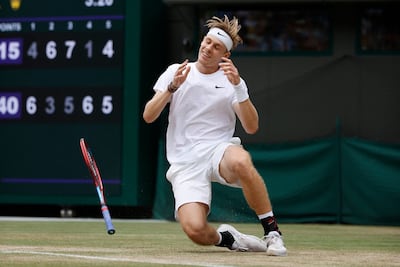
[153,62,240,164]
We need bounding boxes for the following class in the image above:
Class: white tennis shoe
[217,224,267,252]
[263,231,287,256]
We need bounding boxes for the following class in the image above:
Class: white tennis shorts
[166,137,242,215]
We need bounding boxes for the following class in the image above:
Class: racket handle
[101,205,115,235]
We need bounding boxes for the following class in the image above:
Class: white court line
[1,249,235,267]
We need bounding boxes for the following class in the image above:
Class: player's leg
[219,145,287,256]
[177,202,220,245]
[219,145,272,218]
[177,202,267,252]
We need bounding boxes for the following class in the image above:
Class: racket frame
[80,138,115,235]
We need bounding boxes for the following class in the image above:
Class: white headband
[207,27,233,51]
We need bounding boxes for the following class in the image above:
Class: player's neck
[195,61,219,75]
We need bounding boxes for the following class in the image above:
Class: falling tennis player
[143,15,287,256]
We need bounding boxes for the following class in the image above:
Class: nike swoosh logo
[215,85,224,89]
[217,32,226,38]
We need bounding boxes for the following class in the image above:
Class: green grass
[0,218,399,267]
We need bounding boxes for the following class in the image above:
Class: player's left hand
[219,57,240,86]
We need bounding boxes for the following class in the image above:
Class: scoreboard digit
[0,92,21,119]
[0,38,22,64]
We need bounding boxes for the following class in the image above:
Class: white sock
[217,231,222,245]
[258,211,274,220]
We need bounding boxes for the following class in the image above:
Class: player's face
[197,36,229,68]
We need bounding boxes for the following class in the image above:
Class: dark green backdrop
[153,132,400,226]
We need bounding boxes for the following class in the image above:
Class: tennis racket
[79,138,115,235]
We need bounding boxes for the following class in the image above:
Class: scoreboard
[0,0,145,206]
[0,0,123,121]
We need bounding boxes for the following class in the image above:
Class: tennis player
[143,15,287,256]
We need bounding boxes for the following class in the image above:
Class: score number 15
[0,38,22,64]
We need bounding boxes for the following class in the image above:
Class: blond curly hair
[205,15,243,50]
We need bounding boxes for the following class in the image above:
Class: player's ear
[224,51,231,58]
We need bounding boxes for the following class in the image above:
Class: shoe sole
[217,224,267,252]
[267,248,287,256]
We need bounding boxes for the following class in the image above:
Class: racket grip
[101,205,115,235]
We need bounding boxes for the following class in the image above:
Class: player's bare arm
[219,57,259,134]
[233,100,259,134]
[143,60,191,123]
[172,59,191,88]
[218,56,240,85]
[143,90,171,123]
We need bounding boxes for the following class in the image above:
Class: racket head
[79,138,104,190]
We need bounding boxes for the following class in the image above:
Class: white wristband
[234,79,249,103]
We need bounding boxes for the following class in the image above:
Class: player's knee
[231,150,253,177]
[182,221,209,245]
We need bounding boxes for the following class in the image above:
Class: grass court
[1,217,399,267]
